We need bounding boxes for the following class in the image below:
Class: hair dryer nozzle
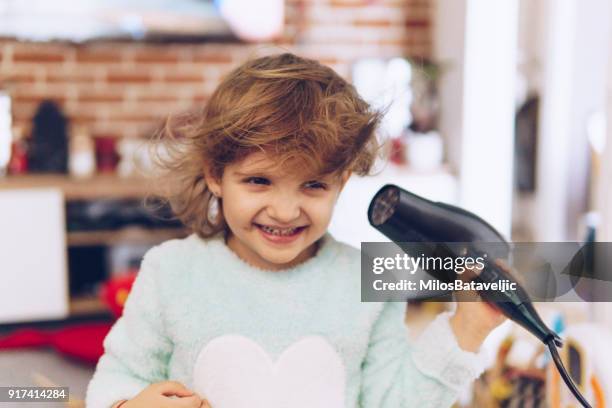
[368,184,509,245]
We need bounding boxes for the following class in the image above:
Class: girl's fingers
[170,394,207,408]
[155,381,195,397]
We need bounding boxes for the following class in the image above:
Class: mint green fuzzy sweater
[86,232,485,408]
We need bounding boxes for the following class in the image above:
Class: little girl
[86,53,504,408]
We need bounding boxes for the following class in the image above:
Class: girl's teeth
[260,225,299,236]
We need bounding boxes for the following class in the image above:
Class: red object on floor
[0,329,51,348]
[52,323,113,364]
[0,271,138,364]
[0,322,112,365]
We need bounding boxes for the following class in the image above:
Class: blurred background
[1,0,612,406]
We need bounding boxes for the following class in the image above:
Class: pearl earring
[207,193,220,223]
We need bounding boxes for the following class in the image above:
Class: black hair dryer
[367,184,591,408]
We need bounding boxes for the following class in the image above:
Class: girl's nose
[266,194,302,224]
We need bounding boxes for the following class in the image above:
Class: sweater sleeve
[359,302,485,407]
[85,248,173,408]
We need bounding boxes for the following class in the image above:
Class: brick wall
[0,0,432,140]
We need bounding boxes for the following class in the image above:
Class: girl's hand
[450,298,506,352]
[449,259,510,352]
[119,381,211,408]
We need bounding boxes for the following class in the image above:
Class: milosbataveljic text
[370,253,517,293]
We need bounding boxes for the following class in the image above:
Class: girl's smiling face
[205,152,351,271]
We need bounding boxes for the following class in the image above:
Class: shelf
[68,227,189,246]
[69,295,108,317]
[0,174,156,200]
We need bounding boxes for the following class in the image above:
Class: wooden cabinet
[0,175,187,322]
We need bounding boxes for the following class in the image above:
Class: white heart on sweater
[192,335,346,408]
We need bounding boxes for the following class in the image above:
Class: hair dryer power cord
[546,339,592,408]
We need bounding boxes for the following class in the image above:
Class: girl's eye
[304,181,327,190]
[245,177,270,185]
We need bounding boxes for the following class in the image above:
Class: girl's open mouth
[254,223,307,243]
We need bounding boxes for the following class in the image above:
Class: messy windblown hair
[150,52,384,238]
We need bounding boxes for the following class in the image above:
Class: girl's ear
[204,165,222,197]
[339,170,352,191]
